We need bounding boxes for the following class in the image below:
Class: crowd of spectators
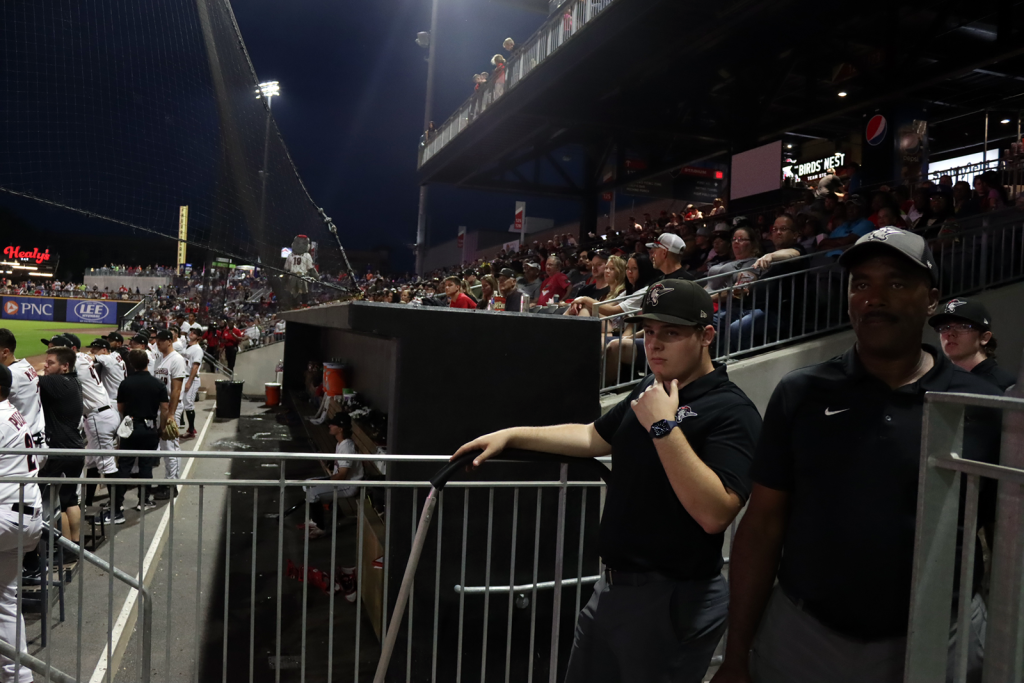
[345,166,1022,384]
[87,264,178,276]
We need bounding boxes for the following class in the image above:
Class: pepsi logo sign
[73,301,111,323]
[3,301,17,315]
[866,115,887,147]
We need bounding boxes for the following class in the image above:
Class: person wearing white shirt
[152,330,188,496]
[302,413,363,541]
[0,330,46,450]
[0,364,42,683]
[180,330,204,439]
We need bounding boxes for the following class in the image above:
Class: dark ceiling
[419,0,1024,198]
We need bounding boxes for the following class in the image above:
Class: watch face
[650,420,674,438]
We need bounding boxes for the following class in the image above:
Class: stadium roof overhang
[417,0,1024,197]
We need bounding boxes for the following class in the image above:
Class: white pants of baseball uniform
[158,400,185,479]
[181,377,200,413]
[304,482,360,504]
[0,507,41,683]
[84,410,119,476]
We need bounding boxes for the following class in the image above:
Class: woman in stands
[475,275,500,309]
[625,253,658,295]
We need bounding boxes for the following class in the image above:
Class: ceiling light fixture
[837,91,848,97]
[1001,118,1011,124]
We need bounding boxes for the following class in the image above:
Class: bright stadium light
[837,91,848,97]
[257,81,280,102]
[1001,118,1011,124]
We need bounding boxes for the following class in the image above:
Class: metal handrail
[418,0,618,167]
[203,351,234,379]
[598,209,1024,393]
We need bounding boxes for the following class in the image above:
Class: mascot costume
[284,234,319,306]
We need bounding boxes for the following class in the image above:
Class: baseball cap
[624,280,713,326]
[64,333,81,349]
[131,334,149,346]
[838,226,938,286]
[155,330,174,342]
[104,332,124,343]
[327,413,352,430]
[525,261,540,269]
[696,226,712,237]
[497,268,517,279]
[42,335,73,347]
[929,298,992,330]
[712,222,731,235]
[88,338,111,350]
[0,364,11,393]
[646,233,685,254]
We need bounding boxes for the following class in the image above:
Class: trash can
[215,380,245,419]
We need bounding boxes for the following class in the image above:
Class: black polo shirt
[594,365,761,579]
[971,357,1015,392]
[752,345,1002,640]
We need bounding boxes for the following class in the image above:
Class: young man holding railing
[713,228,1002,683]
[455,280,762,683]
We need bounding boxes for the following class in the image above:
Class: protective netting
[0,0,352,290]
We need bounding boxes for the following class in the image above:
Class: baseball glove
[162,420,180,441]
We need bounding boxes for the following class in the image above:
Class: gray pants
[563,573,728,683]
[751,587,986,683]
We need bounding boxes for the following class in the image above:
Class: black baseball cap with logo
[155,329,174,342]
[42,334,73,347]
[838,226,939,286]
[64,333,82,350]
[88,338,111,350]
[104,332,124,343]
[497,268,517,280]
[624,279,714,326]
[929,298,992,330]
[131,334,149,346]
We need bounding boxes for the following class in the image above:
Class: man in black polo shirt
[930,297,1015,392]
[714,227,1001,683]
[105,350,169,524]
[454,280,762,682]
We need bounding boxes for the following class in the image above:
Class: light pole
[415,0,439,276]
[256,81,280,252]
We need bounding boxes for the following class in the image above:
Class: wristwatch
[649,419,679,439]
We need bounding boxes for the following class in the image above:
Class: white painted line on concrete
[88,405,216,683]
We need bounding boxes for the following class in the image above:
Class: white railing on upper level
[418,0,618,168]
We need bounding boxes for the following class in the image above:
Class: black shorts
[39,457,85,510]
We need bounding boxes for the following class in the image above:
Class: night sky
[230,0,575,271]
[0,0,579,276]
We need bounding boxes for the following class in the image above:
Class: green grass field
[0,319,119,357]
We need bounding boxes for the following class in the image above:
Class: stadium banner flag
[457,226,467,262]
[177,205,189,268]
[2,297,54,321]
[67,299,118,324]
[511,201,526,244]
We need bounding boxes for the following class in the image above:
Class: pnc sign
[1,297,54,321]
[3,246,52,264]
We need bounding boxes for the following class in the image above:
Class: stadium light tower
[415,0,440,276]
[257,81,281,108]
[257,80,280,260]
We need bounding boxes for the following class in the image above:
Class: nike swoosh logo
[825,408,850,416]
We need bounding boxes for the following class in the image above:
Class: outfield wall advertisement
[66,299,118,324]
[1,297,54,321]
[1,297,135,324]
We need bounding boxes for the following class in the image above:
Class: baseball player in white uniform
[0,364,42,683]
[171,328,187,355]
[0,330,46,452]
[88,339,126,402]
[153,330,187,492]
[180,330,204,439]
